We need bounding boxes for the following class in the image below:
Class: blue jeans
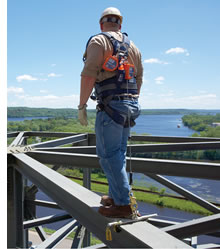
[95,99,140,206]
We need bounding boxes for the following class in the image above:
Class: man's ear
[100,23,104,31]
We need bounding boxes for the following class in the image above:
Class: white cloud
[40,90,48,94]
[7,87,24,94]
[155,76,165,84]
[198,90,207,94]
[158,91,174,97]
[139,93,219,109]
[16,74,38,82]
[48,73,62,77]
[144,58,168,64]
[165,47,189,56]
[187,94,217,101]
[22,94,59,101]
[8,93,96,109]
[168,94,218,109]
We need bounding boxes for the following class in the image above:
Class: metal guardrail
[7,131,220,248]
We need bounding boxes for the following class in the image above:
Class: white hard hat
[99,7,123,24]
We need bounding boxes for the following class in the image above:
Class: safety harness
[83,32,139,127]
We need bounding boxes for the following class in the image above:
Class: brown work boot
[98,205,133,218]
[100,195,115,206]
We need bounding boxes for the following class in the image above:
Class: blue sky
[7,0,220,109]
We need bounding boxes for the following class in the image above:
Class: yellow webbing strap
[106,225,112,241]
[106,221,122,241]
[129,191,138,219]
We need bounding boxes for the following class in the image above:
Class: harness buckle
[90,95,97,101]
[96,103,104,112]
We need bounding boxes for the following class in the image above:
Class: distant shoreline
[7,106,220,118]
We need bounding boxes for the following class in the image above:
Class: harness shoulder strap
[83,33,103,61]
[101,32,120,56]
[122,32,130,47]
[83,32,115,61]
[101,32,131,56]
[83,35,93,61]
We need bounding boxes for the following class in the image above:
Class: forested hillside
[182,114,220,137]
[7,117,95,133]
[7,107,76,117]
[8,107,220,118]
[7,107,96,118]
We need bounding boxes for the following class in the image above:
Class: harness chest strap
[95,80,137,95]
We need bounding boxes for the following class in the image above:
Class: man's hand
[78,104,88,126]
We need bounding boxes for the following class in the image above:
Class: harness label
[102,55,118,71]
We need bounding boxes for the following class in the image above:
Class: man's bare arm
[79,75,96,106]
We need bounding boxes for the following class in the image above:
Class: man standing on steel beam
[78,7,143,218]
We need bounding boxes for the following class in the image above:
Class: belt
[112,95,138,101]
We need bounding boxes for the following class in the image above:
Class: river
[132,114,196,137]
[131,115,220,205]
[8,114,195,136]
[7,116,50,122]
